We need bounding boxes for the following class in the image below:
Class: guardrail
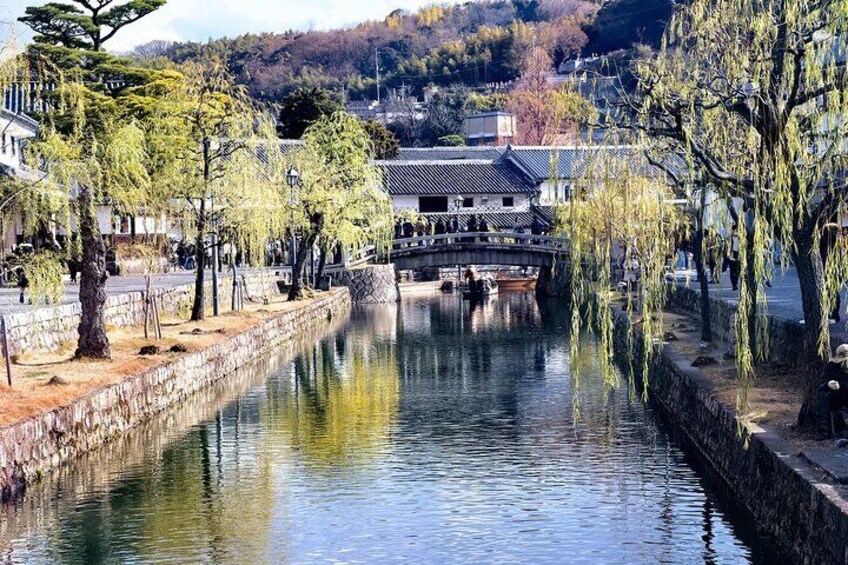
[388,232,569,254]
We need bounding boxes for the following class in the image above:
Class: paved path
[675,265,848,342]
[0,267,291,316]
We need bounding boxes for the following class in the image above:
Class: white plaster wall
[392,193,530,213]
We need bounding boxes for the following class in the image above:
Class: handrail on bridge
[387,232,569,254]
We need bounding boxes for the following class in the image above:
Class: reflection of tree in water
[50,399,276,565]
[263,334,400,469]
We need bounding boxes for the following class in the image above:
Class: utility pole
[375,48,381,104]
[204,138,220,317]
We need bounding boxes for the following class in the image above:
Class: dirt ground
[659,309,821,451]
[0,293,320,427]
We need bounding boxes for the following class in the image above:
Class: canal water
[2,292,783,564]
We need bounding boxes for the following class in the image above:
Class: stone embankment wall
[0,288,351,502]
[331,264,400,304]
[669,285,809,366]
[3,271,282,355]
[535,264,571,297]
[614,309,848,564]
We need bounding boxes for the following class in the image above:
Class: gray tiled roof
[396,146,506,162]
[505,146,685,182]
[377,160,535,196]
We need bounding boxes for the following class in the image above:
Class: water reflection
[265,335,400,468]
[2,292,782,564]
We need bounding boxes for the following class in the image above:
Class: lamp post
[454,194,463,284]
[286,167,300,286]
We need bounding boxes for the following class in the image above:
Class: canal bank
[613,305,848,564]
[0,288,352,502]
[1,292,778,564]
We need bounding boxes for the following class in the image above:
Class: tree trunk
[315,244,329,285]
[191,202,207,321]
[288,233,317,301]
[692,226,712,343]
[744,218,759,361]
[795,224,830,427]
[75,187,111,359]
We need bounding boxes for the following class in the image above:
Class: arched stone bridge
[380,232,570,271]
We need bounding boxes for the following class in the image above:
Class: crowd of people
[702,226,743,291]
[393,214,545,245]
[394,215,492,241]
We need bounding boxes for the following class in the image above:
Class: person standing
[705,230,720,284]
[479,216,489,243]
[513,216,523,244]
[815,344,848,440]
[467,215,478,243]
[530,215,543,245]
[622,250,640,294]
[434,217,446,245]
[16,265,28,304]
[727,225,741,291]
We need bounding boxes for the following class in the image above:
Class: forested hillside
[137,0,674,104]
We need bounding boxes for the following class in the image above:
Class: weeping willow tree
[11,0,173,359]
[616,0,848,426]
[28,103,154,357]
[286,111,393,301]
[554,150,684,420]
[146,62,288,320]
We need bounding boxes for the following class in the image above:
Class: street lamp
[286,167,301,282]
[454,194,464,284]
[286,167,301,188]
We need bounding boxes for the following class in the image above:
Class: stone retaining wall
[0,288,351,501]
[535,264,571,297]
[669,285,808,367]
[614,309,848,564]
[331,264,400,304]
[3,271,283,355]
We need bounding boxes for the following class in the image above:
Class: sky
[1,0,465,52]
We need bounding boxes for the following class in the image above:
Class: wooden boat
[496,278,536,291]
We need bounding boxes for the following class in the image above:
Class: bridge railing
[388,232,569,254]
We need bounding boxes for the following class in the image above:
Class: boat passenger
[816,344,848,440]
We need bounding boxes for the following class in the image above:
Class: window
[419,196,449,213]
[463,197,474,208]
[10,137,16,157]
[2,134,6,154]
[502,197,515,208]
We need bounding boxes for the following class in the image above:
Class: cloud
[6,0,467,52]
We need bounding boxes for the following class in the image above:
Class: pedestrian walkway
[0,268,289,316]
[675,265,848,343]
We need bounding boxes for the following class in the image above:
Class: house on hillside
[464,112,517,147]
